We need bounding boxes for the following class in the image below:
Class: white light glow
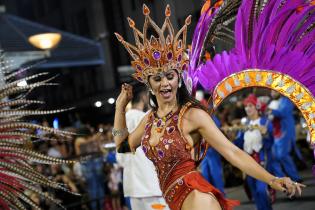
[107,98,115,104]
[103,142,116,149]
[94,101,102,107]
[39,39,53,49]
[17,80,28,87]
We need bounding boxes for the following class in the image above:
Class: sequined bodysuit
[141,103,239,210]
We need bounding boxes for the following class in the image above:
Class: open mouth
[160,89,172,98]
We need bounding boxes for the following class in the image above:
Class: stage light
[107,98,115,104]
[94,101,102,107]
[28,33,62,50]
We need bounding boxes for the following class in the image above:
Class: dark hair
[77,126,92,136]
[132,85,147,105]
[148,79,211,112]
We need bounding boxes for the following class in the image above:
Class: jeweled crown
[115,4,191,83]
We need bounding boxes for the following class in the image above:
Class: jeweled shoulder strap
[178,102,209,164]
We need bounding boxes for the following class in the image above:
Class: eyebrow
[166,70,176,75]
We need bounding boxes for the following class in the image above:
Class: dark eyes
[153,76,161,82]
[166,73,174,80]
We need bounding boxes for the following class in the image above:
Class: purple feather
[235,7,248,57]
[278,5,312,48]
[295,29,315,52]
[190,0,315,98]
[289,9,315,46]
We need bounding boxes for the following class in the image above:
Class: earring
[178,79,182,88]
[150,89,155,95]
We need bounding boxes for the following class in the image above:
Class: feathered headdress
[188,0,315,144]
[0,58,77,209]
[114,4,191,83]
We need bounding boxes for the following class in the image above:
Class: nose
[160,76,169,86]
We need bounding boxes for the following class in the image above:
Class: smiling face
[244,103,258,118]
[148,69,179,105]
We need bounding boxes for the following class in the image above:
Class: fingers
[120,83,133,102]
[283,177,295,198]
[271,179,286,192]
[276,183,287,193]
[270,177,305,198]
[295,183,306,196]
[296,183,302,196]
[282,178,306,198]
[122,83,132,90]
[122,83,133,95]
[289,183,296,198]
[298,183,307,188]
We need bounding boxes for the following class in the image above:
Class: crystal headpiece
[115,4,192,83]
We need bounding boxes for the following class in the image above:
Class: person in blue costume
[234,94,274,210]
[268,90,301,182]
[201,115,225,194]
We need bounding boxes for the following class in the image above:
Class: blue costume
[271,97,301,181]
[201,116,225,194]
[234,116,274,210]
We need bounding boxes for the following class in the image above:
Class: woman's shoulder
[180,103,209,121]
[188,107,209,117]
[178,103,212,132]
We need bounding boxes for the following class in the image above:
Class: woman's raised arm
[113,83,148,151]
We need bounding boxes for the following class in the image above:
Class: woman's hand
[269,177,306,198]
[115,83,133,111]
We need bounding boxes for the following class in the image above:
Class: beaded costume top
[141,108,192,193]
[141,104,239,210]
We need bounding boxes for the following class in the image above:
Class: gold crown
[115,4,191,83]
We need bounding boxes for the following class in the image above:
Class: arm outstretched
[186,108,305,196]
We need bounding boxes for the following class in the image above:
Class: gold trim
[213,69,315,144]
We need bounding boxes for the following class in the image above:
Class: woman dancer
[113,4,305,210]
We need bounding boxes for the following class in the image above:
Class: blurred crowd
[28,121,126,210]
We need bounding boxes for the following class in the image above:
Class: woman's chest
[141,124,191,163]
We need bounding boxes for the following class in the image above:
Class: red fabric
[243,94,267,112]
[184,172,240,210]
[272,118,282,138]
[0,199,9,210]
[251,152,260,163]
[162,159,194,189]
[243,94,258,106]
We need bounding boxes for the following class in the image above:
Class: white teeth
[160,89,171,92]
